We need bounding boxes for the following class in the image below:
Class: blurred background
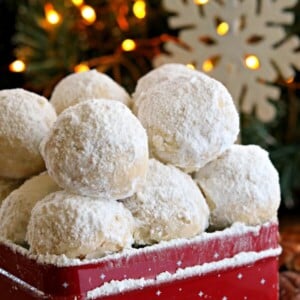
[1,0,299,216]
[0,0,299,294]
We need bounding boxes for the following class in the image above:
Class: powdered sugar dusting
[136,69,239,172]
[132,63,193,113]
[123,159,209,244]
[50,70,130,114]
[194,145,281,228]
[0,221,275,267]
[41,99,148,199]
[0,172,61,244]
[87,247,281,298]
[26,191,134,258]
[0,88,57,179]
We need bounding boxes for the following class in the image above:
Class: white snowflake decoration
[154,0,300,121]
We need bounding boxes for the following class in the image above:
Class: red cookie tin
[0,222,280,300]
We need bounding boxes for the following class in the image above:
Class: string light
[121,39,136,51]
[74,63,90,73]
[186,63,196,70]
[217,22,229,36]
[81,5,96,24]
[71,0,84,6]
[286,76,294,84]
[244,55,260,70]
[194,0,209,5]
[9,60,26,72]
[44,3,61,25]
[133,0,146,19]
[202,59,214,72]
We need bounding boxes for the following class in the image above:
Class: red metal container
[0,222,280,300]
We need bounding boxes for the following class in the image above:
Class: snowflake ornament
[154,0,300,121]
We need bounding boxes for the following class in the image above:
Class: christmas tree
[2,0,300,211]
[6,0,173,94]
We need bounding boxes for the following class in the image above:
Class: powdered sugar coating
[0,177,23,204]
[87,247,281,299]
[0,221,275,267]
[132,63,192,113]
[0,172,60,244]
[50,70,130,114]
[194,145,281,228]
[136,72,239,173]
[0,88,57,178]
[41,99,148,199]
[26,191,134,258]
[123,159,209,244]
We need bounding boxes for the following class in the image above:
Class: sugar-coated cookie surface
[0,89,57,179]
[0,177,23,204]
[123,159,209,245]
[26,191,134,258]
[0,172,60,244]
[132,63,192,113]
[41,99,149,199]
[136,71,240,172]
[194,145,281,228]
[50,70,130,114]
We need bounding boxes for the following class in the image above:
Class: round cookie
[132,63,192,113]
[26,191,134,258]
[0,177,23,204]
[194,145,281,228]
[136,72,239,173]
[123,159,209,245]
[50,70,130,114]
[0,172,61,244]
[41,99,148,199]
[0,88,57,178]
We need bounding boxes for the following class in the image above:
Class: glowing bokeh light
[45,3,61,25]
[121,39,136,51]
[217,22,229,36]
[245,55,260,70]
[74,63,90,73]
[9,60,26,72]
[133,1,146,19]
[81,5,96,24]
[202,59,214,72]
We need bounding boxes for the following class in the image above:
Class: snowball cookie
[50,70,130,114]
[194,145,281,229]
[132,63,193,113]
[0,177,23,204]
[123,159,209,245]
[0,172,61,244]
[136,72,239,173]
[41,99,148,199]
[27,191,134,258]
[0,88,57,179]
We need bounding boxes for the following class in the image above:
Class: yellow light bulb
[286,76,294,84]
[194,0,209,5]
[121,39,136,52]
[186,63,195,70]
[71,0,84,6]
[245,55,260,70]
[217,22,229,36]
[202,59,214,72]
[74,63,90,73]
[44,3,61,25]
[81,5,96,24]
[133,0,146,19]
[9,60,26,73]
